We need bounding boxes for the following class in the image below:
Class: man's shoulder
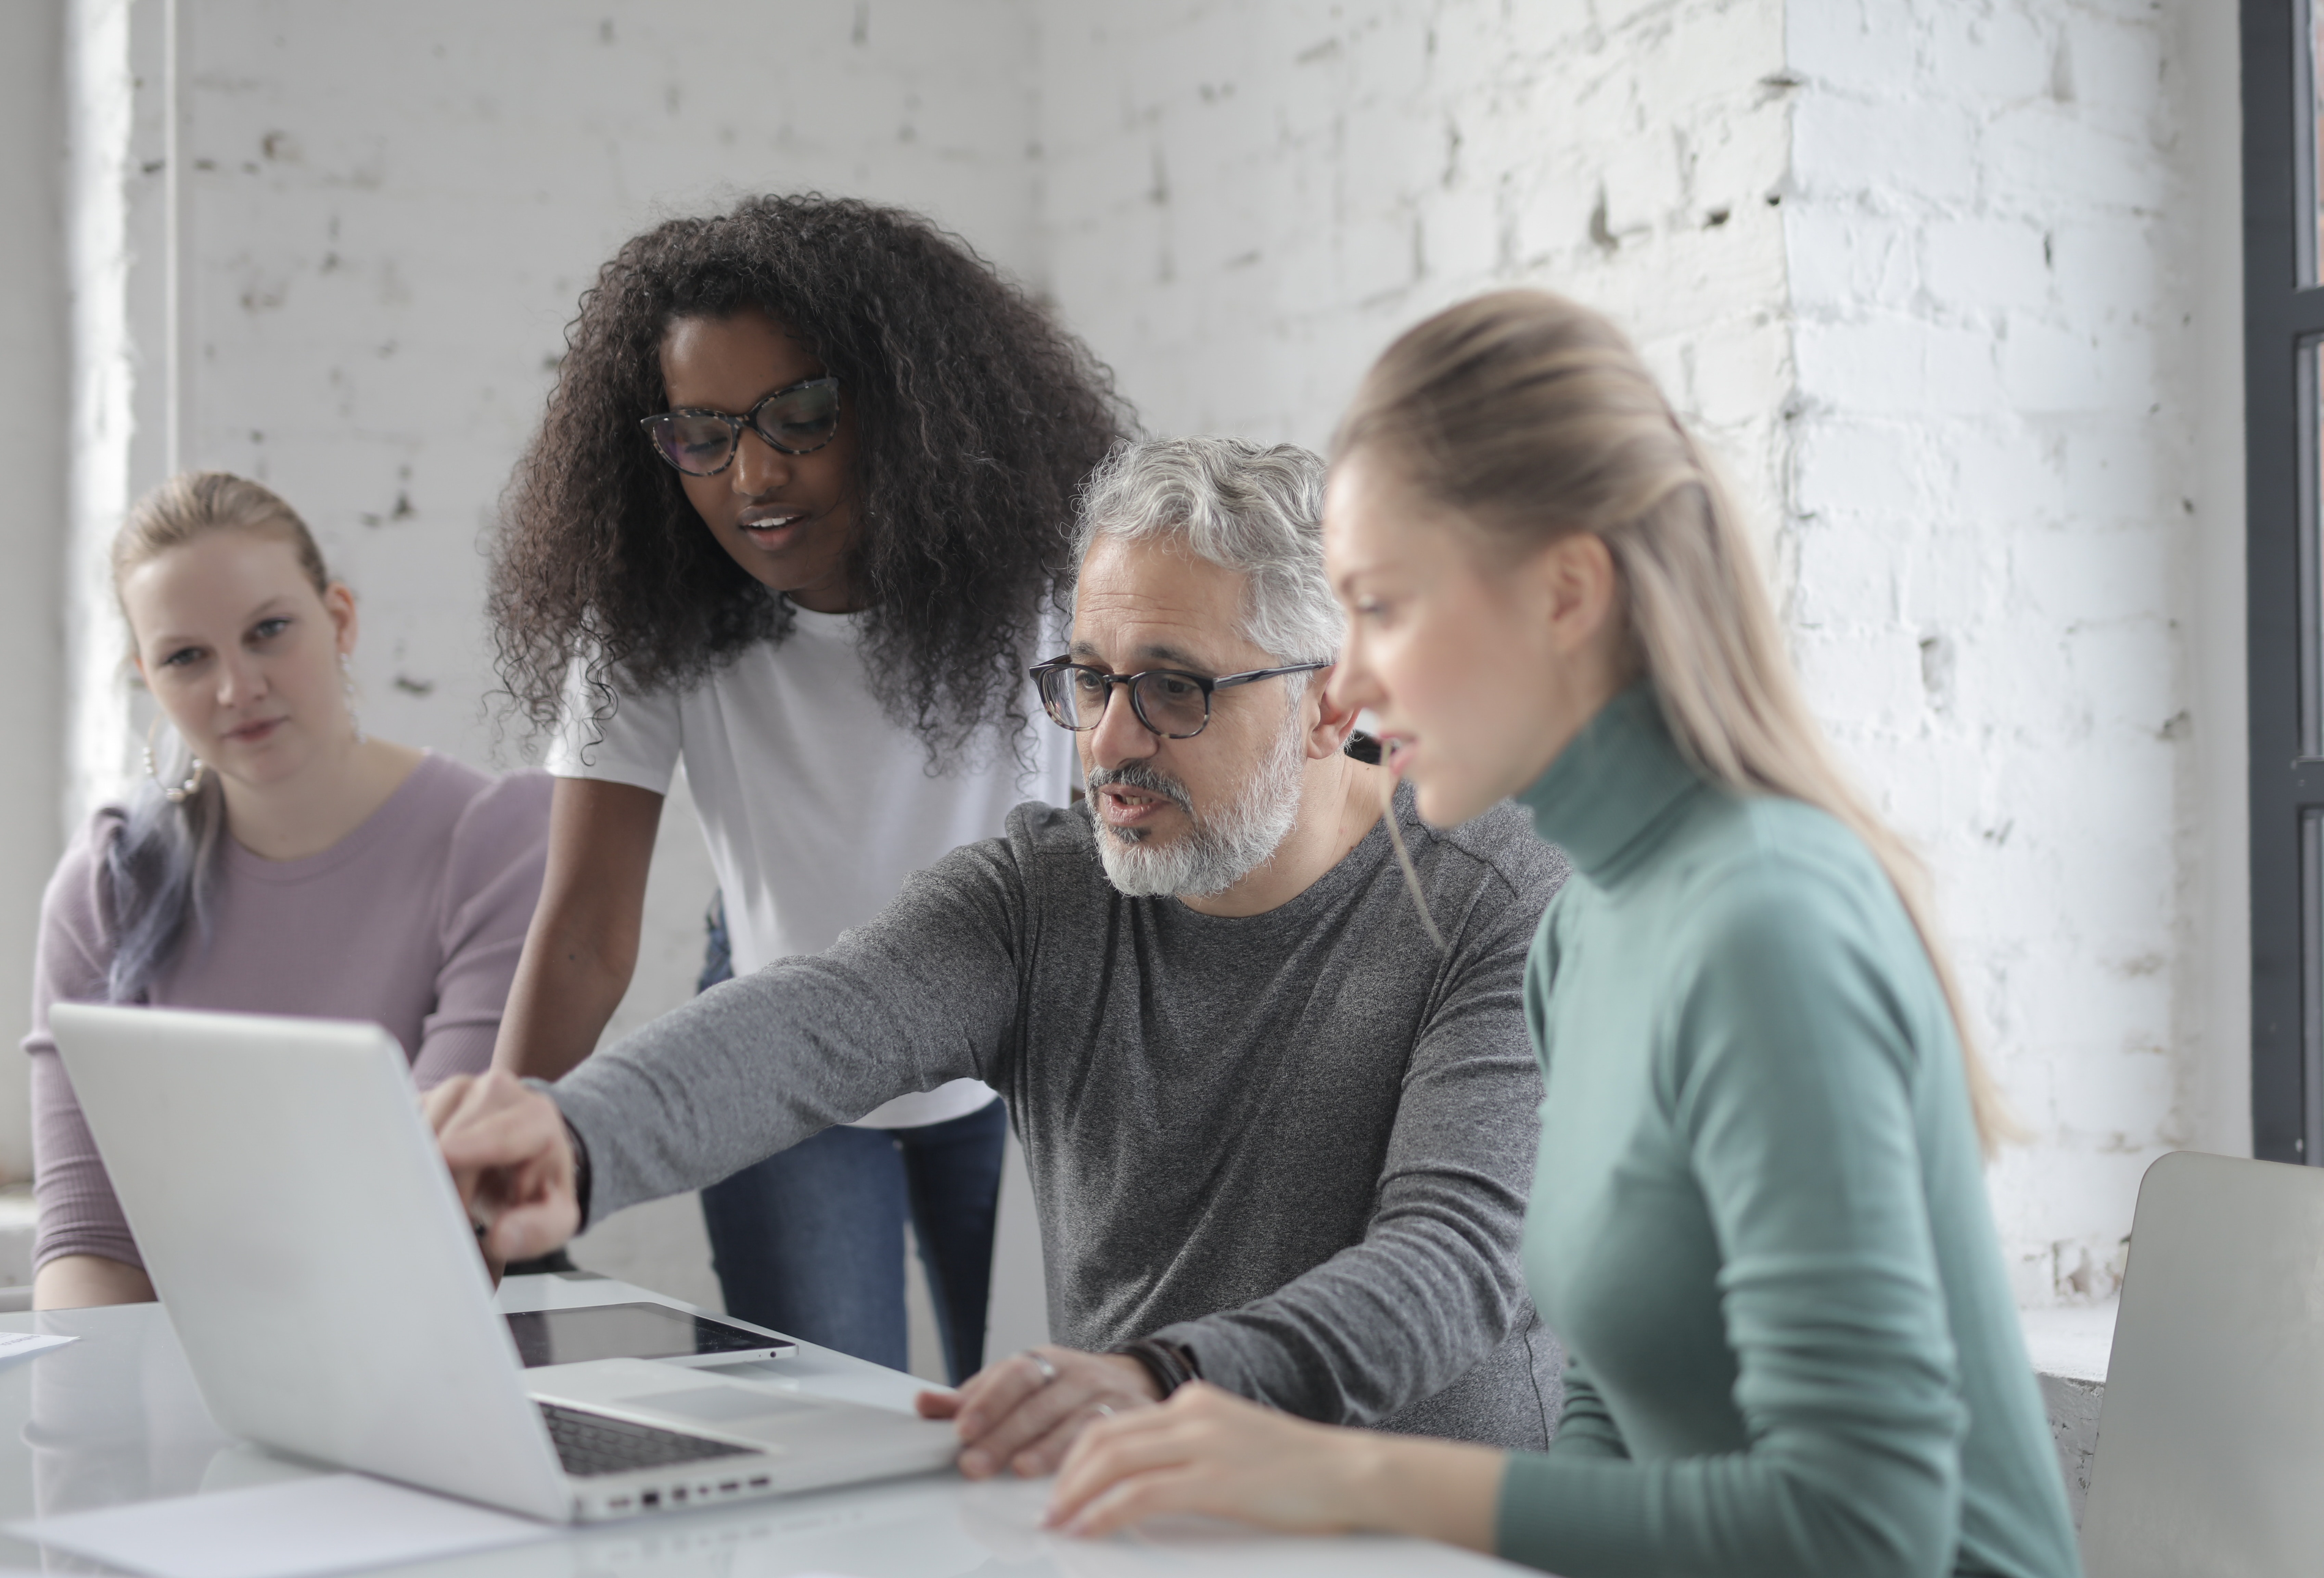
[878,798,1102,938]
[1001,797,1101,868]
[1406,796,1570,906]
[894,797,1099,894]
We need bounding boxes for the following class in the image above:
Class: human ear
[1301,667,1361,762]
[1528,534,1621,660]
[323,583,359,656]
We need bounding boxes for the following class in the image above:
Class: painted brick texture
[1038,0,1795,540]
[1784,0,2223,1305]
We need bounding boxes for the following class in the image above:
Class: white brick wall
[24,0,2250,1320]
[1038,0,1795,537]
[1783,0,2242,1305]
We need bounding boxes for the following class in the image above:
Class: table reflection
[2,1298,1508,1578]
[25,1307,233,1524]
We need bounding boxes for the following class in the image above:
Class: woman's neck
[218,737,427,862]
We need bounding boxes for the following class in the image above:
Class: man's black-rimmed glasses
[640,377,842,476]
[1029,656,1332,740]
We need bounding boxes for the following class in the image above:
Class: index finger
[420,1074,476,1133]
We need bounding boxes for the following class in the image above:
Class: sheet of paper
[0,1333,76,1365]
[9,1472,554,1578]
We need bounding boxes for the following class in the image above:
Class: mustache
[1085,762,1195,817]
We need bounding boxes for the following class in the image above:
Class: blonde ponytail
[1339,291,2018,1153]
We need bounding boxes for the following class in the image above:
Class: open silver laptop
[2078,1149,2324,1576]
[49,1003,958,1522]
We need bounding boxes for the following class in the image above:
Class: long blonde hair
[107,472,336,1004]
[1338,290,2015,1153]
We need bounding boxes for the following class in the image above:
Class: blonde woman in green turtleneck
[1044,291,2083,1578]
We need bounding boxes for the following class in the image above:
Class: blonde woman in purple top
[25,472,550,1311]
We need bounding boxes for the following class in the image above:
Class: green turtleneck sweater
[1495,686,2080,1578]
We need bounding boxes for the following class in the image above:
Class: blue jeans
[693,896,1005,1383]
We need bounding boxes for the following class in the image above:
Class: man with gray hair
[429,437,1569,1478]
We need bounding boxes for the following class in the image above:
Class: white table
[0,1273,1530,1576]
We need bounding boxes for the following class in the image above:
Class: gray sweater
[554,788,1568,1446]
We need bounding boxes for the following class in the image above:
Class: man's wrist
[1111,1336,1200,1399]
[1092,1351,1163,1401]
[561,1114,593,1229]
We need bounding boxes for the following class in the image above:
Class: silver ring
[1026,1351,1058,1386]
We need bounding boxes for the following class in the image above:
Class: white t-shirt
[546,604,1078,1128]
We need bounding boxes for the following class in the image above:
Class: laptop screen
[503,1304,782,1368]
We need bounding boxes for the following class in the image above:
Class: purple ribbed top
[24,754,551,1271]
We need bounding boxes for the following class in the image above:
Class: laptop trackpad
[619,1387,824,1425]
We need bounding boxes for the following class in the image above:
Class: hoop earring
[142,716,205,805]
[340,652,367,746]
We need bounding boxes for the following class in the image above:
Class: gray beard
[1091,710,1308,900]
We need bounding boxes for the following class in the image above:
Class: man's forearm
[549,947,997,1222]
[549,1009,775,1223]
[1151,1200,1532,1427]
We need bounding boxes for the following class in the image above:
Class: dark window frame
[2248,0,2324,1161]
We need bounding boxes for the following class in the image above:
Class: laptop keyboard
[538,1400,758,1478]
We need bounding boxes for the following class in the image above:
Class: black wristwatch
[1113,1336,1201,1398]
[563,1116,593,1228]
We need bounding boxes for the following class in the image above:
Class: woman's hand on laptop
[916,1346,1161,1480]
[425,1072,582,1263]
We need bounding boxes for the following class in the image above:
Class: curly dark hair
[490,193,1133,757]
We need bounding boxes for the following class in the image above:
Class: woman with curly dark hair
[488,194,1130,1381]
